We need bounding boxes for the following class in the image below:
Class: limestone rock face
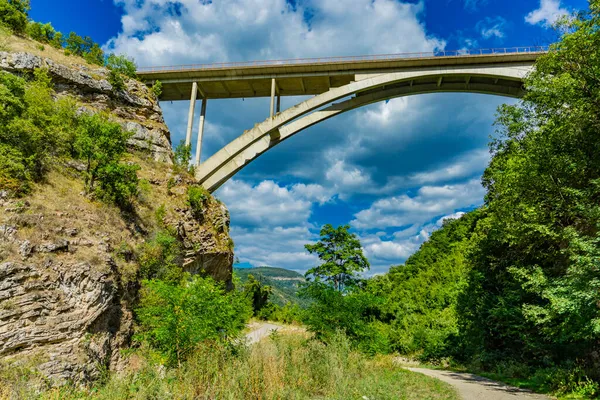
[0,50,237,386]
[0,261,123,382]
[0,51,172,163]
[172,202,234,286]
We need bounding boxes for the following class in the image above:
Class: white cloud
[217,179,333,227]
[525,0,569,27]
[408,149,490,185]
[108,0,445,67]
[351,179,485,230]
[477,16,507,39]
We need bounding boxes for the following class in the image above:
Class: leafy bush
[106,54,137,78]
[107,69,125,91]
[0,68,79,195]
[173,140,192,173]
[135,276,252,366]
[137,230,182,283]
[242,274,272,316]
[0,0,29,33]
[187,185,209,217]
[74,113,138,208]
[151,80,162,98]
[300,282,389,355]
[25,21,55,43]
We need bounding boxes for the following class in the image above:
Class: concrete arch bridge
[138,47,547,192]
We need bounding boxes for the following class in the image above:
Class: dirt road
[245,322,281,344]
[407,368,551,400]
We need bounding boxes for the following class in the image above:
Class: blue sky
[31,0,587,274]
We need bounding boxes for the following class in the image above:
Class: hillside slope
[235,267,307,307]
[0,36,234,384]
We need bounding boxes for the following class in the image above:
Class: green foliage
[0,68,80,195]
[135,275,252,366]
[7,332,459,399]
[106,54,137,78]
[370,212,481,359]
[107,69,125,92]
[26,21,55,43]
[305,224,369,292]
[186,185,209,216]
[234,267,308,307]
[453,3,600,385]
[0,0,29,33]
[173,140,192,173]
[242,274,272,316]
[151,80,162,98]
[74,113,138,208]
[137,230,182,283]
[83,43,104,66]
[300,282,390,355]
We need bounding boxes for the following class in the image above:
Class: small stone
[36,240,69,254]
[19,240,32,259]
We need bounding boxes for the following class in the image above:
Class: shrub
[108,69,125,92]
[187,185,209,217]
[151,80,162,98]
[26,21,55,43]
[135,276,252,366]
[173,140,192,173]
[74,113,138,208]
[0,0,29,33]
[83,43,104,66]
[137,230,182,283]
[106,54,137,78]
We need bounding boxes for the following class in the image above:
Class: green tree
[173,140,192,173]
[65,32,85,55]
[305,224,369,292]
[0,0,29,33]
[83,43,104,66]
[243,274,273,317]
[74,113,138,207]
[455,1,600,387]
[106,54,137,78]
[136,276,252,366]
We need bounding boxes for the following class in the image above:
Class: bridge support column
[277,93,281,113]
[195,98,207,166]
[270,78,276,118]
[186,82,198,146]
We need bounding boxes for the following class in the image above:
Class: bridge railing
[137,46,549,73]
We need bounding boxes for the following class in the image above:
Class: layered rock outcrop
[0,49,235,385]
[0,51,172,163]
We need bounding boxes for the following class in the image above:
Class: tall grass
[3,332,458,400]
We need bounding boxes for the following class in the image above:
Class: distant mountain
[234,267,308,307]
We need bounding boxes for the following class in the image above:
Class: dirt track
[245,322,282,344]
[407,368,551,400]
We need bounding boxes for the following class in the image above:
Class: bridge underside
[192,64,531,192]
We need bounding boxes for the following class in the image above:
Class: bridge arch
[195,63,532,192]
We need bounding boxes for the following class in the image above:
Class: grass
[4,332,460,400]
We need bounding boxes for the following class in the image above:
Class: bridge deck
[137,47,547,101]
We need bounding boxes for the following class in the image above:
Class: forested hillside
[235,266,307,307]
[297,3,600,398]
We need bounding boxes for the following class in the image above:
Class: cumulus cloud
[525,0,569,27]
[351,179,485,230]
[108,0,445,67]
[105,0,509,273]
[217,179,333,227]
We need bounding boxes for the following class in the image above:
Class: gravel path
[245,322,282,344]
[407,368,551,400]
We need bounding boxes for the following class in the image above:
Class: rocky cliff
[0,45,234,384]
